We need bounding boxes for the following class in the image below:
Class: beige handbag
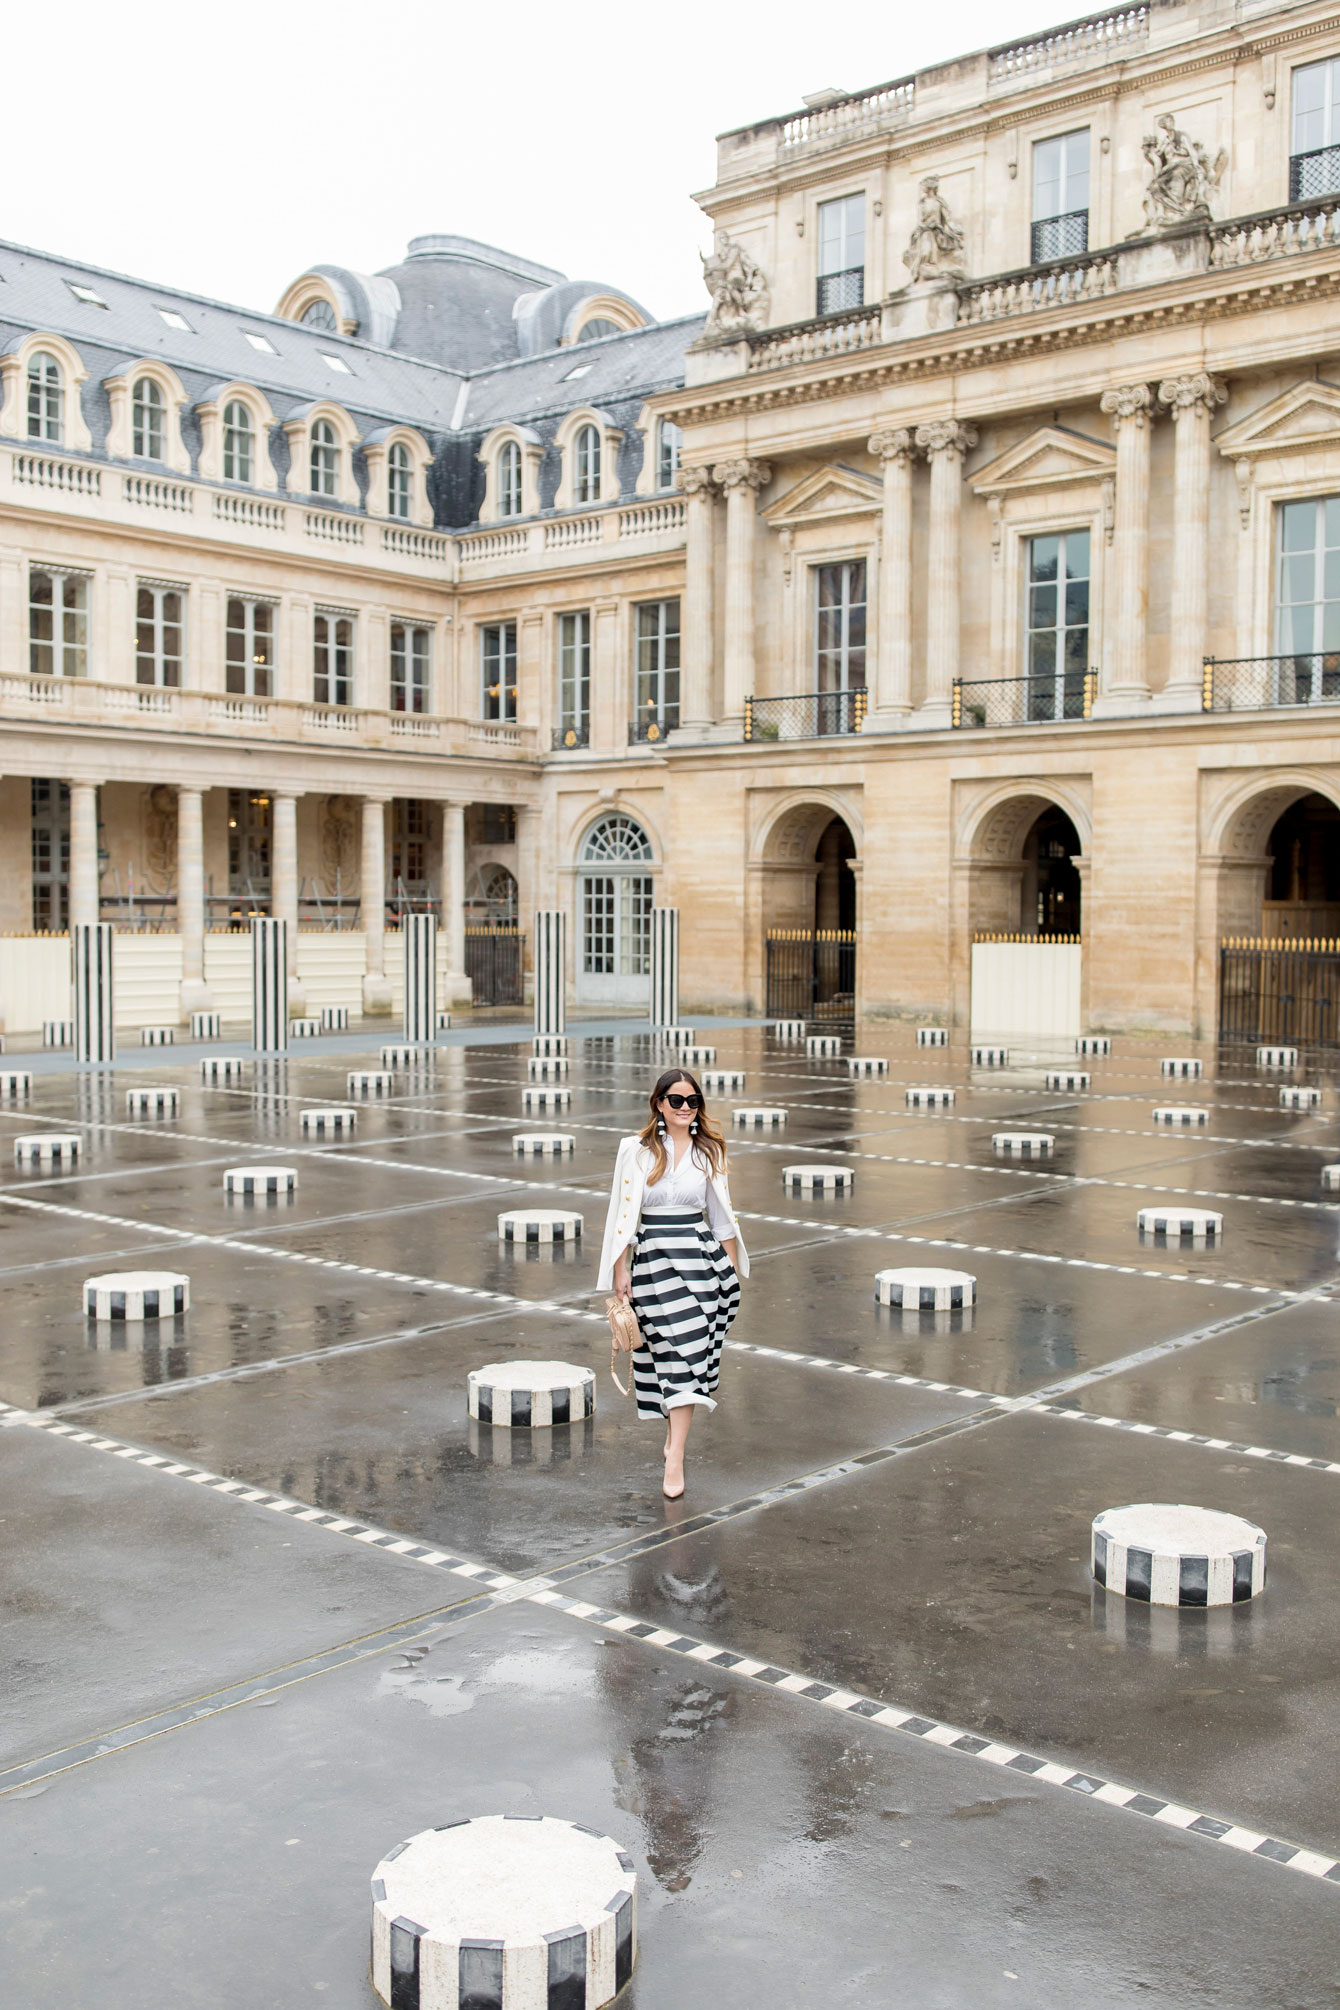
[605,1293,640,1396]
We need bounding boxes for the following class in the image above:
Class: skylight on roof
[68,282,107,307]
[157,308,192,331]
[320,353,352,374]
[562,363,593,380]
[242,331,278,354]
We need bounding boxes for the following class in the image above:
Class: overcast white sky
[17,0,1073,327]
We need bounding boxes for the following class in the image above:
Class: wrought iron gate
[765,929,857,1027]
[1219,937,1340,1046]
[465,924,524,1007]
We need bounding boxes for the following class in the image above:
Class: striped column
[72,923,114,1065]
[649,907,680,1027]
[251,917,288,1053]
[403,913,437,1044]
[534,909,566,1035]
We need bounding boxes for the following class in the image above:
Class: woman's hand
[722,1238,740,1278]
[613,1257,631,1301]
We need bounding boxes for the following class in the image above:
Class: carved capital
[676,463,716,498]
[1100,382,1156,428]
[1158,371,1228,420]
[914,419,978,462]
[868,427,916,466]
[712,458,771,492]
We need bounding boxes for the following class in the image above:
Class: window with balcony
[556,609,591,746]
[310,419,339,497]
[226,597,273,698]
[313,611,353,706]
[391,622,431,713]
[816,193,865,316]
[1032,129,1090,263]
[497,440,523,518]
[135,583,183,687]
[223,400,254,484]
[1292,57,1340,201]
[132,377,165,460]
[29,569,88,678]
[633,598,679,740]
[574,424,602,506]
[656,419,682,491]
[1025,530,1090,719]
[481,621,517,721]
[1276,496,1340,702]
[26,352,63,443]
[813,561,866,733]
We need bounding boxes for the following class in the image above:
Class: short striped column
[806,1034,841,1058]
[659,1026,696,1046]
[917,1027,948,1048]
[467,1365,596,1427]
[971,1045,1008,1066]
[290,1017,320,1038]
[906,1086,954,1108]
[15,1134,80,1166]
[1045,1069,1089,1091]
[649,906,680,1028]
[528,1055,570,1080]
[224,1166,297,1198]
[846,1056,888,1077]
[42,1020,73,1048]
[1077,1035,1111,1057]
[732,1106,786,1128]
[1321,1164,1340,1191]
[782,1165,854,1193]
[702,1069,746,1092]
[140,1025,175,1046]
[190,1010,221,1040]
[771,1020,805,1039]
[84,1271,189,1320]
[993,1131,1054,1156]
[382,1044,432,1068]
[876,1267,976,1309]
[321,1006,349,1032]
[1153,1106,1208,1127]
[201,1057,247,1084]
[436,1009,452,1032]
[523,1085,571,1113]
[498,1209,583,1243]
[403,912,437,1044]
[300,1106,357,1135]
[534,908,567,1035]
[512,1133,574,1157]
[678,1044,716,1067]
[1280,1085,1322,1111]
[73,923,114,1065]
[127,1087,179,1118]
[1160,1056,1203,1079]
[348,1070,396,1097]
[1137,1206,1223,1243]
[251,917,288,1053]
[1256,1045,1298,1068]
[533,1035,569,1057]
[0,1071,32,1100]
[1092,1504,1266,1606]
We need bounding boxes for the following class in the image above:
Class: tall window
[481,622,518,721]
[498,440,522,518]
[226,598,274,698]
[136,584,183,686]
[816,193,865,316]
[222,400,254,483]
[227,789,272,900]
[1032,128,1090,263]
[391,622,431,712]
[31,779,70,931]
[657,420,682,491]
[634,598,680,740]
[580,813,654,985]
[1025,530,1090,720]
[313,611,354,706]
[388,441,412,520]
[814,561,867,733]
[574,424,601,505]
[26,352,63,442]
[391,799,429,897]
[310,419,339,497]
[132,377,165,460]
[1276,496,1340,703]
[1292,57,1340,201]
[29,569,88,678]
[557,610,591,746]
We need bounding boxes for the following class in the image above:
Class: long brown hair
[639,1068,727,1186]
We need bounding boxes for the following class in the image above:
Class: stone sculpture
[1140,114,1226,230]
[701,229,770,334]
[902,176,967,283]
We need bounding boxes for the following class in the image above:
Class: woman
[597,1069,749,1498]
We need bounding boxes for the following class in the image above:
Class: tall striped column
[404,913,437,1044]
[650,907,680,1027]
[73,923,114,1065]
[251,917,288,1053]
[534,910,566,1035]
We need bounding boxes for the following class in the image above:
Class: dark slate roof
[373,236,568,372]
[457,315,705,431]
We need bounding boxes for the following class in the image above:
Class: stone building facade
[4,0,1340,1033]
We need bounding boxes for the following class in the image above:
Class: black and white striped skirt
[628,1209,740,1421]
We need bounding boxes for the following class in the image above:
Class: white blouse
[643,1146,736,1239]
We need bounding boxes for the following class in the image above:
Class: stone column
[440,798,469,1005]
[1158,371,1228,711]
[69,781,100,929]
[712,458,770,731]
[914,420,978,727]
[272,790,304,1012]
[1095,382,1156,713]
[177,784,212,1016]
[867,428,915,727]
[361,795,392,1013]
[676,465,717,736]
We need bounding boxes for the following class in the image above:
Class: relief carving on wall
[701,230,770,336]
[321,794,358,887]
[143,785,177,892]
[1139,115,1226,231]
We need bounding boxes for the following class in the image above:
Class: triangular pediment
[762,464,882,525]
[1215,381,1340,459]
[971,425,1115,497]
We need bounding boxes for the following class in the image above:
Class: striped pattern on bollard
[1138,1206,1223,1243]
[649,906,680,1029]
[875,1267,976,1310]
[0,1072,32,1100]
[677,1045,716,1067]
[806,1034,841,1057]
[782,1165,854,1193]
[321,1006,350,1031]
[190,1010,221,1040]
[701,1070,746,1092]
[300,1106,357,1135]
[251,917,288,1053]
[73,922,114,1065]
[381,1045,430,1069]
[533,1034,569,1057]
[498,1209,583,1243]
[403,912,437,1045]
[512,1132,575,1157]
[1280,1085,1322,1110]
[437,1009,452,1032]
[224,1166,297,1197]
[127,1087,179,1118]
[659,1026,696,1046]
[1077,1035,1111,1056]
[1160,1056,1203,1078]
[201,1057,247,1084]
[1153,1105,1208,1127]
[1257,1045,1298,1068]
[534,908,567,1035]
[1322,1165,1340,1191]
[348,1070,396,1097]
[522,1085,571,1112]
[1045,1070,1089,1091]
[993,1131,1054,1156]
[917,1027,948,1047]
[290,1017,320,1038]
[467,1364,596,1427]
[906,1086,954,1108]
[971,1046,1008,1066]
[42,1020,73,1048]
[141,1026,175,1046]
[527,1055,570,1080]
[1092,1504,1266,1606]
[15,1134,80,1166]
[772,1020,805,1039]
[846,1056,888,1077]
[732,1106,786,1128]
[84,1271,189,1320]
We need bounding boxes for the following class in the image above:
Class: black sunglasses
[664,1093,702,1110]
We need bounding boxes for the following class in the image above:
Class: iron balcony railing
[1031,208,1089,263]
[551,721,590,749]
[952,670,1097,728]
[628,711,677,744]
[1202,654,1340,712]
[816,266,865,317]
[744,689,867,741]
[1290,146,1340,204]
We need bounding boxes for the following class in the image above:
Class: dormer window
[816,193,864,316]
[223,400,254,483]
[1292,57,1340,201]
[657,420,682,491]
[1032,129,1089,263]
[575,318,621,343]
[301,300,338,331]
[310,418,339,497]
[388,441,412,520]
[26,352,63,443]
[132,377,165,460]
[574,424,602,506]
[498,440,523,519]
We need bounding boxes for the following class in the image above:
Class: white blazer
[596,1134,749,1291]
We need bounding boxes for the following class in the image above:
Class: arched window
[574,424,601,506]
[132,377,165,460]
[300,299,337,331]
[579,814,653,998]
[657,419,682,491]
[222,399,254,484]
[310,418,339,497]
[26,351,63,443]
[497,440,522,519]
[387,441,412,520]
[575,318,621,343]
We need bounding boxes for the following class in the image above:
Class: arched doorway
[1263,793,1340,938]
[960,788,1088,1039]
[1212,781,1340,1046]
[1022,806,1083,938]
[576,812,654,1006]
[759,801,860,1025]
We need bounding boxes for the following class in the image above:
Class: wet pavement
[4,1019,1340,2005]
